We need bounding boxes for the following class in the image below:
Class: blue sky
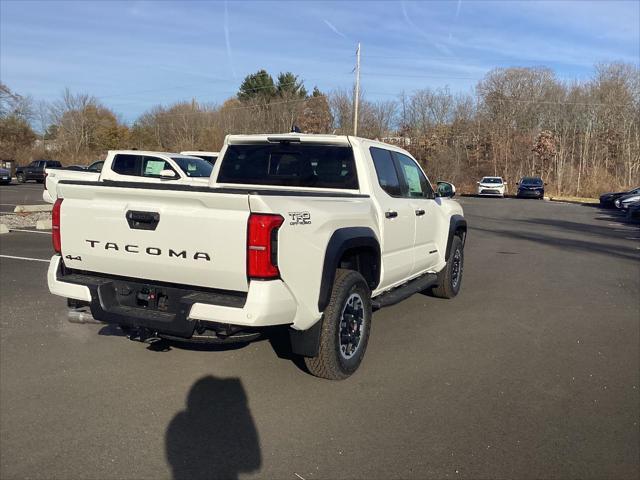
[1,0,638,123]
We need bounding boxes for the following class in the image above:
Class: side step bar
[372,272,438,309]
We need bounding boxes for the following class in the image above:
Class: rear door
[26,161,39,180]
[57,182,251,292]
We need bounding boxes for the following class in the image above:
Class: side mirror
[437,181,456,198]
[160,169,178,179]
[476,181,480,185]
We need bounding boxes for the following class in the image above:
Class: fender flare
[445,215,467,260]
[290,227,380,358]
[317,227,380,312]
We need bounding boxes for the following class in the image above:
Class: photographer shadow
[166,376,261,480]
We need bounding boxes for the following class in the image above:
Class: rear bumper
[47,255,297,337]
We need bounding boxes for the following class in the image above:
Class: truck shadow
[165,375,261,480]
[472,226,640,262]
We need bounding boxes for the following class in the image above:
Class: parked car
[47,133,466,380]
[614,193,640,210]
[180,151,219,165]
[0,167,11,185]
[516,176,546,199]
[43,151,213,203]
[626,202,640,222]
[87,160,104,172]
[477,176,507,197]
[16,160,62,183]
[599,187,640,208]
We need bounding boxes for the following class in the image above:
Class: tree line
[1,62,638,197]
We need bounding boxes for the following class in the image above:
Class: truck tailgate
[57,182,250,292]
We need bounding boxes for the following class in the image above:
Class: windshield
[191,155,217,165]
[521,177,543,185]
[481,177,502,184]
[171,157,214,178]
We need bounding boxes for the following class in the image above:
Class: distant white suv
[477,176,507,197]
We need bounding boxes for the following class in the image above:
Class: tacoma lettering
[85,240,210,261]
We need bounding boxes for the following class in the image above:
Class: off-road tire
[432,235,464,299]
[304,269,372,380]
[16,173,25,183]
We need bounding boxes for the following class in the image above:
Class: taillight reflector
[247,213,284,279]
[52,198,62,253]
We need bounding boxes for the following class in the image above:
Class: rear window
[217,144,358,189]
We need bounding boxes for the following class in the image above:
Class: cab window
[112,155,177,178]
[370,147,402,197]
[392,152,435,199]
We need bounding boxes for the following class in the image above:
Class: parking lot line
[0,254,50,263]
[9,229,51,235]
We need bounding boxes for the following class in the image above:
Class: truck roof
[224,133,411,152]
[226,133,351,146]
[106,150,198,158]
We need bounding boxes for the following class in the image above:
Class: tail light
[247,213,284,279]
[52,198,63,253]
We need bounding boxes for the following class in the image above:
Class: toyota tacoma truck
[43,151,214,203]
[47,134,466,380]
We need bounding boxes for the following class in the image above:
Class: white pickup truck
[43,150,214,203]
[47,134,466,379]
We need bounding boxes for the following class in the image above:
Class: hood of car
[621,194,640,204]
[480,183,503,187]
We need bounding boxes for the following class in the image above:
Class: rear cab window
[217,143,358,189]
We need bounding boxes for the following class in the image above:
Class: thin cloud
[224,0,237,79]
[323,19,350,41]
[401,1,454,56]
[455,0,462,20]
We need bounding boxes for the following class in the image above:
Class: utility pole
[353,42,361,136]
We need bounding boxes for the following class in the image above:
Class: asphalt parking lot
[0,197,638,479]
[0,182,48,213]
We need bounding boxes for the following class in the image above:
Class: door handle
[385,211,398,219]
[415,209,426,216]
[126,210,160,231]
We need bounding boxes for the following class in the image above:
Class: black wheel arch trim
[445,215,467,259]
[317,227,380,312]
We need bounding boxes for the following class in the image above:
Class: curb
[14,204,52,213]
[36,219,52,230]
[0,224,8,235]
[547,197,599,206]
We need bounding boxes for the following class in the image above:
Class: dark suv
[16,160,62,183]
[516,176,545,199]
